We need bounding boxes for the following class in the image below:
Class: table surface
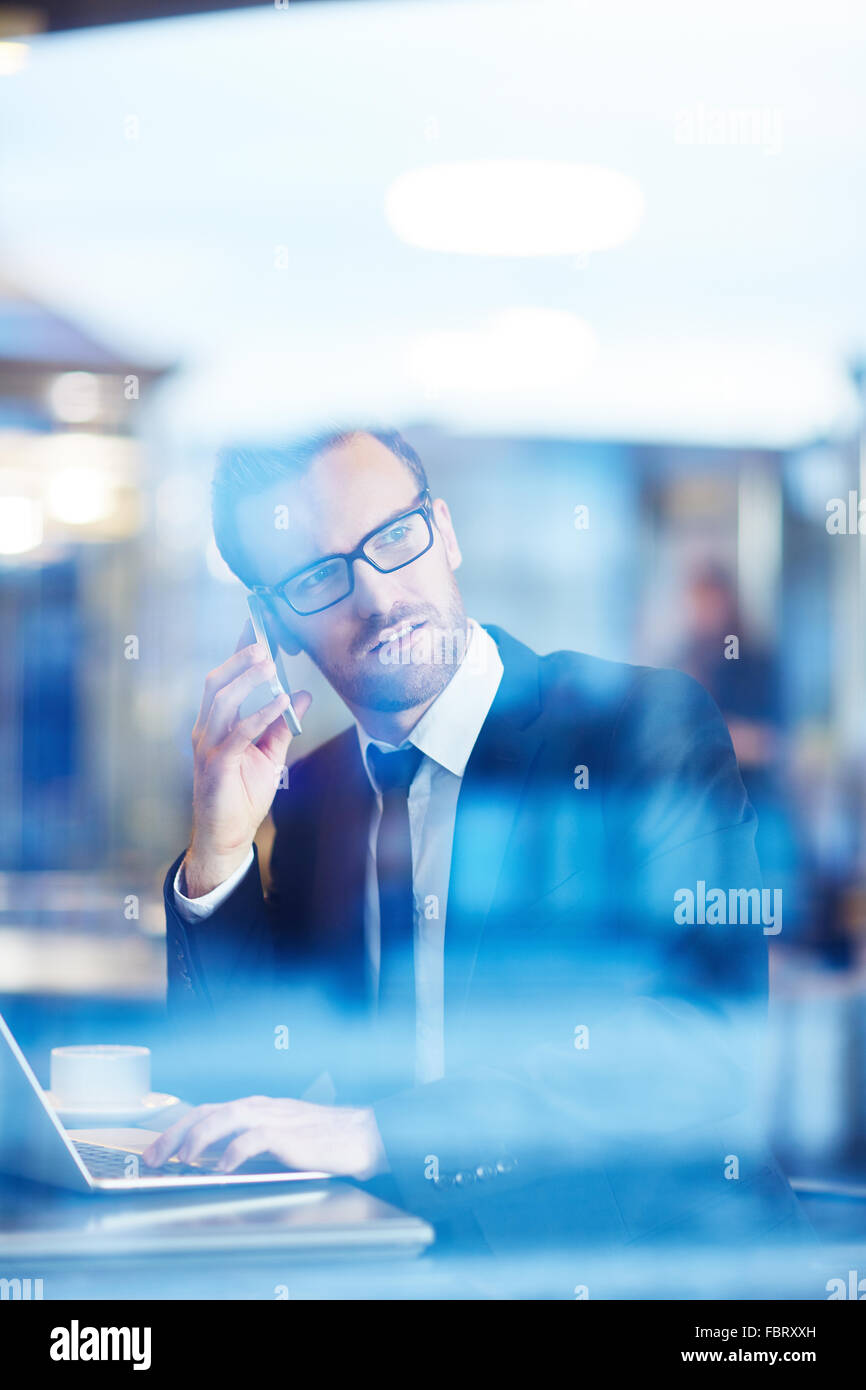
[1,1173,864,1300]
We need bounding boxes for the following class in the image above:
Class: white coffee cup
[50,1044,151,1108]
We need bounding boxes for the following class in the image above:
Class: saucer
[45,1091,182,1128]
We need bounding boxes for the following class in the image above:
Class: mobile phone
[243,592,303,737]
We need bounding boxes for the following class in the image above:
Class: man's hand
[183,629,312,898]
[140,1097,389,1180]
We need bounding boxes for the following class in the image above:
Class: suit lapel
[444,625,546,1027]
[309,728,372,998]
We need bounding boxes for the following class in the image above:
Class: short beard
[346,661,454,713]
[310,584,468,714]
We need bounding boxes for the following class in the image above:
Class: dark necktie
[367,744,423,1075]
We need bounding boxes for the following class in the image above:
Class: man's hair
[211,426,428,588]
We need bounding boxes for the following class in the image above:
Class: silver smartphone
[243,592,303,737]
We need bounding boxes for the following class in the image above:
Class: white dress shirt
[174,618,504,1084]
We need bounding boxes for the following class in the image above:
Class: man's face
[235,435,467,714]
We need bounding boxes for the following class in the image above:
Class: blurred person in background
[678,565,779,777]
[677,565,810,951]
[146,430,810,1256]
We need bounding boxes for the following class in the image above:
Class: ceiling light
[385,160,644,256]
[0,42,28,77]
[48,467,113,525]
[409,307,599,395]
[0,496,43,554]
[48,372,103,425]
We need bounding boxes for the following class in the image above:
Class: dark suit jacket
[164,625,806,1252]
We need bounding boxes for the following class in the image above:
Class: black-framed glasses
[253,490,435,616]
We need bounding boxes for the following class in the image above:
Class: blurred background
[0,0,864,1188]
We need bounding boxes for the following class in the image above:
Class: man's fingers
[141,1105,218,1167]
[253,690,312,761]
[290,690,313,722]
[222,692,292,756]
[221,688,312,759]
[252,711,293,767]
[176,1101,264,1162]
[201,660,278,748]
[195,642,266,734]
[218,1126,296,1173]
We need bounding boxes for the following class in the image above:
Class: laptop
[0,1011,334,1193]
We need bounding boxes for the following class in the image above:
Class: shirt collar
[355,618,504,784]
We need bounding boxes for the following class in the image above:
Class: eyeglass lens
[285,509,431,614]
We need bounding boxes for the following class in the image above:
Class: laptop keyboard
[74,1140,221,1178]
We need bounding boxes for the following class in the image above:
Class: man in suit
[146,427,805,1254]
